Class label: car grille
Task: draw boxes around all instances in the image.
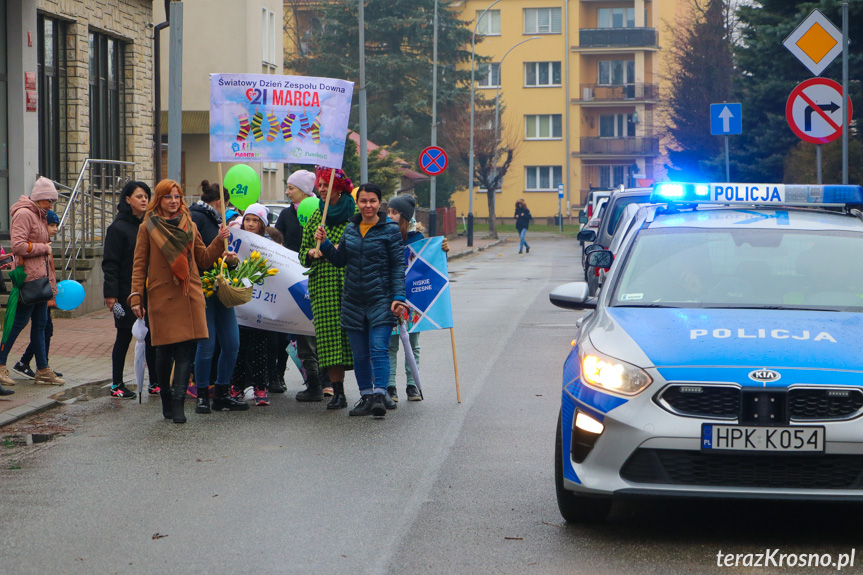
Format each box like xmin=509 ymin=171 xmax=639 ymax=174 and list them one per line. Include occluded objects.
xmin=621 ymin=449 xmax=863 ymax=489
xmin=656 ymin=385 xmax=863 ymax=422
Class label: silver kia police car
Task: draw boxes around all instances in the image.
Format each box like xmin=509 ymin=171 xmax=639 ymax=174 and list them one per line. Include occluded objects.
xmin=551 ymin=182 xmax=863 ymax=523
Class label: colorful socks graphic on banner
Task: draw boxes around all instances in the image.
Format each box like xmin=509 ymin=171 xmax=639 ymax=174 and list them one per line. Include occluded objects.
xmin=266 ymin=112 xmax=279 ymax=142
xmin=280 ymin=113 xmax=296 ymax=142
xmin=310 ymin=113 xmax=322 ymax=144
xmin=237 ymin=113 xmax=251 ymax=141
xmin=251 ymin=111 xmax=265 ymax=141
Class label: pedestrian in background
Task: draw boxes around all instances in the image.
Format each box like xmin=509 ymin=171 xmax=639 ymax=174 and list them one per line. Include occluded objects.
xmin=129 ymin=179 xmax=230 ymax=424
xmin=13 ymin=209 xmax=64 ymax=383
xmin=276 ymin=169 xmax=326 ymax=402
xmin=314 ymin=183 xmax=406 ymax=418
xmin=385 ymin=195 xmax=449 ymax=402
xmin=299 ymin=167 xmax=356 ymax=410
xmin=189 ymin=180 xmax=248 ymax=414
xmin=0 ymin=177 xmax=64 ymax=386
xmin=515 ymin=199 xmax=532 ymax=254
xmin=101 ymin=182 xmax=158 ymax=399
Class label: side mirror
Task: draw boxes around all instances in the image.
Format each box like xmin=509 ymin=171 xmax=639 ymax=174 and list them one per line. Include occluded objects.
xmin=587 ymin=250 xmax=613 ymax=268
xmin=577 ymin=229 xmax=596 ymax=242
xmin=578 ymin=210 xmax=588 ymax=224
xmin=549 ymin=282 xmax=597 ymax=310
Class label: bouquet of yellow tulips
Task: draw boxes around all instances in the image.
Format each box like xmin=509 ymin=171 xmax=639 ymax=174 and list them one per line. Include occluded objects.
xmin=201 ymin=251 xmax=279 ymax=308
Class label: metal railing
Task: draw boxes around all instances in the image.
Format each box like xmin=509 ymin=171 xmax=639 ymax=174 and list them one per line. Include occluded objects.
xmin=579 ymin=28 xmax=657 ymax=48
xmin=55 ymin=159 xmax=136 ymax=280
xmin=577 ymin=83 xmax=659 ymax=102
xmin=578 ymin=137 xmax=660 ymax=155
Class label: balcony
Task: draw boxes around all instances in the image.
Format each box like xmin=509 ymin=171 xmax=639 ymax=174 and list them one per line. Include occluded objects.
xmin=578 ymin=28 xmax=657 ymax=48
xmin=577 ymin=137 xmax=659 ymax=156
xmin=576 ymin=83 xmax=659 ymax=103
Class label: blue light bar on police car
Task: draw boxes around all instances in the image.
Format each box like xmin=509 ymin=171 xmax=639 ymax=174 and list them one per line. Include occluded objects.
xmin=651 ymin=183 xmax=863 ymax=206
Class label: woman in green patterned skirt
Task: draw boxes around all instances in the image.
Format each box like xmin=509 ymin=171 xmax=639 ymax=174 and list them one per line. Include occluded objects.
xmin=299 ymin=167 xmax=356 ymax=410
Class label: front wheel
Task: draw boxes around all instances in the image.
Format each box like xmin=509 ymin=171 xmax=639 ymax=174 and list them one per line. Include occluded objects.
xmin=555 ymin=411 xmax=612 ymax=523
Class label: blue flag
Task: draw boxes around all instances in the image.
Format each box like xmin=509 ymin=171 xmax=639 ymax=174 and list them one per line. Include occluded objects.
xmin=399 ymin=236 xmax=453 ymax=333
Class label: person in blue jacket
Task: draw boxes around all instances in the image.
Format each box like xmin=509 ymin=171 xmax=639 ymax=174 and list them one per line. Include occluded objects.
xmin=312 ymin=183 xmax=407 ymax=418
xmin=384 ymin=195 xmax=449 ymax=402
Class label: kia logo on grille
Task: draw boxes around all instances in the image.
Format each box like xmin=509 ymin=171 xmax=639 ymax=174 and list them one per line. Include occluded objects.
xmin=749 ymin=369 xmax=781 ymax=382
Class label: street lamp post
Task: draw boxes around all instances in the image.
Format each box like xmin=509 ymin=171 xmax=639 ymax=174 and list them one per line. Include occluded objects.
xmin=492 ymin=37 xmax=541 ymax=186
xmin=468 ymin=0 xmax=503 ymax=247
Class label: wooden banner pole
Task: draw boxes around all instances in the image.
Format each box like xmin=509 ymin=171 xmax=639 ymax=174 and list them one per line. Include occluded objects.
xmin=217 ymin=162 xmax=229 ymax=252
xmin=314 ymin=169 xmax=337 ymax=253
xmin=449 ymin=327 xmax=462 ymax=403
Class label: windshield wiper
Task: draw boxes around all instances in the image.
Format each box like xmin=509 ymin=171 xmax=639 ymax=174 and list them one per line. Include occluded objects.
xmin=703 ymin=304 xmax=841 ymax=312
xmin=613 ymin=303 xmax=681 ymax=308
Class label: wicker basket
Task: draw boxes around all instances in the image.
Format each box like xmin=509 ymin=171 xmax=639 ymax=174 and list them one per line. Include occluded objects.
xmin=215 ymin=273 xmax=253 ymax=308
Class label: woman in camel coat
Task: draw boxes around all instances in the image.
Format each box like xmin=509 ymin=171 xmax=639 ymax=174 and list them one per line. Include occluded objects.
xmin=128 ymin=179 xmax=230 ymax=424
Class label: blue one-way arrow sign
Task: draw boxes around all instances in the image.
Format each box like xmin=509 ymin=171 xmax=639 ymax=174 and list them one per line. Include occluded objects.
xmin=710 ymin=103 xmax=742 ymax=135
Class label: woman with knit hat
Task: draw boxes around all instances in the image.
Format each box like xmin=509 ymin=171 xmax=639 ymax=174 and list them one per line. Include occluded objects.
xmin=128 ymin=179 xmax=231 ymax=423
xmin=101 ymin=181 xmax=159 ymax=399
xmin=298 ymin=167 xmax=356 ymax=409
xmin=0 ymin=177 xmax=64 ymax=387
xmin=385 ymin=194 xmax=449 ymax=402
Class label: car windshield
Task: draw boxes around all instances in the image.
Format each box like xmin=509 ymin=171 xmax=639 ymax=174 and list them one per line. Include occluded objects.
xmin=610 ymin=227 xmax=863 ymax=311
xmin=607 ymin=195 xmax=649 ymax=237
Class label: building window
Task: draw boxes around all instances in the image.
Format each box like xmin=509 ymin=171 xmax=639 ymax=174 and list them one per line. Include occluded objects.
xmin=598 ymin=60 xmax=634 ymax=85
xmin=524 ymin=62 xmax=561 ymax=87
xmin=476 ymin=9 xmax=500 ymax=35
xmin=38 ymin=15 xmax=66 ymax=182
xmin=89 ymin=31 xmax=126 ymax=161
xmin=525 ymin=114 xmax=562 ymax=139
xmin=598 ymin=8 xmax=635 ymax=29
xmin=477 ymin=63 xmax=500 ymax=88
xmin=525 ymin=166 xmax=562 ymax=191
xmin=262 ymin=8 xmax=276 ymax=65
xmin=524 ymin=8 xmax=561 ymax=34
xmin=599 ymin=165 xmax=629 ymax=188
xmin=598 ymin=113 xmax=636 ymax=138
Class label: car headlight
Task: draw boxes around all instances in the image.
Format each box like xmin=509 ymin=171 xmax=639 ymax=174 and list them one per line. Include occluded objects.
xmin=580 ymin=351 xmax=652 ymax=396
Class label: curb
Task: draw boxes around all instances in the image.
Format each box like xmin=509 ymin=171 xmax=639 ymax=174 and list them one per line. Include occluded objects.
xmin=448 ymin=238 xmax=506 ymax=261
xmin=0 ymin=378 xmax=113 ymax=429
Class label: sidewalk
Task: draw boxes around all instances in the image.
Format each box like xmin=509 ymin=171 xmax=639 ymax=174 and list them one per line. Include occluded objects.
xmin=0 ymin=233 xmax=507 ymax=428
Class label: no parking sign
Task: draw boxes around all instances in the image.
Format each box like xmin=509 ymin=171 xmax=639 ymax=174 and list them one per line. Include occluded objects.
xmin=419 ymin=146 xmax=448 ymax=177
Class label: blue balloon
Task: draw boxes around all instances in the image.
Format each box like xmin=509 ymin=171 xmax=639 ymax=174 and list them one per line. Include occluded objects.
xmin=55 ymin=280 xmax=85 ymax=311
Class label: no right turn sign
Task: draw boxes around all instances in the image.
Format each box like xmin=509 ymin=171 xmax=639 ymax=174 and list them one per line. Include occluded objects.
xmin=786 ymin=77 xmax=852 ymax=144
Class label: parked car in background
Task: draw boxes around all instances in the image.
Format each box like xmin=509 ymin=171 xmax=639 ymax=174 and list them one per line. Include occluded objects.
xmin=263 ymin=202 xmax=289 ymax=226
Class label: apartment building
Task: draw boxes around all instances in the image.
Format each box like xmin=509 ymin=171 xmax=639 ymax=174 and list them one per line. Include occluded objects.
xmin=451 ymin=0 xmax=683 ymax=218
xmin=155 ymin=0 xmax=284 ymax=201
xmin=1 ymin=0 xmax=154 ymax=230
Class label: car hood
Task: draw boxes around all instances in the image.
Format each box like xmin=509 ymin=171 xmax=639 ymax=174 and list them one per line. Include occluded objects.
xmin=595 ymin=308 xmax=863 ymax=387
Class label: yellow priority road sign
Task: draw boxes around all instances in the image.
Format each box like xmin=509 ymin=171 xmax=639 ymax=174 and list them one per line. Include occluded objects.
xmin=783 ymin=9 xmax=843 ymax=77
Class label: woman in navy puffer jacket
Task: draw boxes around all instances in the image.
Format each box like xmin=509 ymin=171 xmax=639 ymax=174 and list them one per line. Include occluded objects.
xmin=313 ymin=183 xmax=406 ymax=419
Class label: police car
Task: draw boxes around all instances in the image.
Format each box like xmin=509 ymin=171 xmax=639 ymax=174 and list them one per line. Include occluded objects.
xmin=550 ymin=182 xmax=863 ymax=523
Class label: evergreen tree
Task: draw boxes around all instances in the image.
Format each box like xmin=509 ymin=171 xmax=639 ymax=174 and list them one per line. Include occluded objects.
xmin=663 ymin=0 xmax=735 ymax=181
xmin=287 ymin=0 xmax=474 ymax=160
xmin=733 ymin=0 xmax=863 ymax=182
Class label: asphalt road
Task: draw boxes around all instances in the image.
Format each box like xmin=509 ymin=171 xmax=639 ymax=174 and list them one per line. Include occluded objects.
xmin=2 ymin=236 xmax=863 ymax=575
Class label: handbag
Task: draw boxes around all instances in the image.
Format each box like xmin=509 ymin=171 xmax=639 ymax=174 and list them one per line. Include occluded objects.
xmin=19 ymin=259 xmax=53 ymax=305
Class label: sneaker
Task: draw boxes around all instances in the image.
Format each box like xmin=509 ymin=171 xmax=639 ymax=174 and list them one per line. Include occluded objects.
xmin=243 ymin=386 xmax=255 ymax=401
xmin=254 ymin=388 xmax=270 ymax=406
xmin=526 ymin=245 xmax=530 ymax=253
xmin=34 ymin=367 xmax=65 ymax=385
xmin=387 ymin=386 xmax=399 ymax=403
xmin=371 ymin=393 xmax=387 ymax=418
xmin=12 ymin=361 xmax=35 ymax=379
xmin=52 ymin=370 xmax=63 ymax=378
xmin=229 ymin=385 xmax=243 ymax=401
xmin=348 ymin=394 xmax=375 ymax=416
xmin=0 ymin=366 xmax=16 ymax=386
xmin=148 ymin=385 xmax=161 ymax=395
xmin=111 ymin=384 xmax=136 ymax=399
xmin=186 ymin=384 xmax=198 ymax=399
xmin=382 ymin=391 xmax=397 ymax=410
xmin=322 ymin=386 xmax=334 ymax=397
xmin=406 ymin=385 xmax=422 ymax=401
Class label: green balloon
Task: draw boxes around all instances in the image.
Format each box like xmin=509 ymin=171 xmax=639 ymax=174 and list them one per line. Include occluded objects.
xmin=297 ymin=196 xmax=318 ymax=227
xmin=224 ymin=164 xmax=261 ymax=211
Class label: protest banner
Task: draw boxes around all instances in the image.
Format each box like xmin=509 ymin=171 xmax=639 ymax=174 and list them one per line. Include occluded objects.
xmin=209 ymin=73 xmax=354 ymax=168
xmin=226 ymin=228 xmax=315 ymax=336
xmin=399 ymin=236 xmax=461 ymax=402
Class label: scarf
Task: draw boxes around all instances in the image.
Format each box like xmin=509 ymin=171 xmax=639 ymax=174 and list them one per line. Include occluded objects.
xmin=195 ymin=200 xmax=223 ymax=224
xmin=319 ymin=193 xmax=357 ymax=227
xmin=146 ymin=213 xmax=195 ymax=294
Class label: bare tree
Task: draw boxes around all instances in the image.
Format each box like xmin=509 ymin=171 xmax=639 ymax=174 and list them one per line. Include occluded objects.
xmin=439 ymin=101 xmax=520 ymax=239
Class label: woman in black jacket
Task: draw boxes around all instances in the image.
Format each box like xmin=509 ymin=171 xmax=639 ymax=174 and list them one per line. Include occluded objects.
xmin=515 ymin=198 xmax=532 ymax=254
xmin=103 ymin=181 xmax=157 ymax=398
xmin=313 ymin=183 xmax=406 ymax=418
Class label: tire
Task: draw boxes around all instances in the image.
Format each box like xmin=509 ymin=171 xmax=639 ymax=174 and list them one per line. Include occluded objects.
xmin=555 ymin=411 xmax=612 ymax=523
